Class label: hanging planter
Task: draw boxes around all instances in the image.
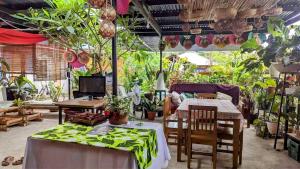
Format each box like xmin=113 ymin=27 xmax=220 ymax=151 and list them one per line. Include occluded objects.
xmin=165 ymin=35 xmax=179 ymax=48
xmin=88 ymin=0 xmax=105 ymax=8
xmin=63 ymin=49 xmax=77 ymax=63
xmin=78 ymin=52 xmax=90 ymax=65
xmin=101 ymin=4 xmax=116 ymax=21
xmin=99 ymin=20 xmax=115 ymax=38
xmin=180 ymin=35 xmax=195 ymax=50
xmin=183 ymin=39 xmax=193 ymax=50
xmin=195 ymin=36 xmax=210 ymax=48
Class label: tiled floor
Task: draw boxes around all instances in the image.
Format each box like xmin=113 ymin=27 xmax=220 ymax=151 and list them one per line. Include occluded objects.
xmin=0 ymin=111 xmax=299 ymax=169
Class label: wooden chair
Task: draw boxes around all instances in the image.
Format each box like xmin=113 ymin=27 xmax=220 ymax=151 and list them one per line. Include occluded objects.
xmin=217 ymin=122 xmax=243 ymax=165
xmin=187 ymin=105 xmax=218 ymax=169
xmin=196 ymin=93 xmax=217 ymax=99
xmin=163 ymin=96 xmax=187 ymax=145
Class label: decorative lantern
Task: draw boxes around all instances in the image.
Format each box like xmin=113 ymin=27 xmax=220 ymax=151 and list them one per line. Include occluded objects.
xmin=101 ymin=4 xmax=117 ymax=21
xmin=78 ymin=51 xmax=90 ymax=65
xmin=88 ymin=0 xmax=105 ymax=8
xmin=63 ymin=49 xmax=77 ymax=63
xmin=99 ymin=20 xmax=115 ymax=38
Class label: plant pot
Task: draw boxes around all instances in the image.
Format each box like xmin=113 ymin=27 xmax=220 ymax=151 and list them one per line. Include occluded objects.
xmin=266 ymin=122 xmax=279 ymax=135
xmin=147 ymin=111 xmax=156 ymax=121
xmin=109 ymin=112 xmax=128 ymax=125
xmin=267 ymin=87 xmax=276 ymax=95
xmin=296 ymin=129 xmax=300 ymax=138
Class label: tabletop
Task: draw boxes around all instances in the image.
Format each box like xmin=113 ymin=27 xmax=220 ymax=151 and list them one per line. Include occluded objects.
xmin=176 ymin=98 xmax=242 ymax=120
xmin=55 ymin=98 xmax=105 ymax=108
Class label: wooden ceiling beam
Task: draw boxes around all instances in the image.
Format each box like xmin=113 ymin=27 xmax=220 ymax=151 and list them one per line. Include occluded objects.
xmin=131 ymin=0 xmax=162 ymax=36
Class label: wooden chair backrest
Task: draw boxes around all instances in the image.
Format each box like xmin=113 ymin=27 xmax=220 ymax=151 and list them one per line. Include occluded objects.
xmin=188 ymin=105 xmax=218 ymax=135
xmin=196 ymin=93 xmax=217 ymax=99
xmin=163 ymin=96 xmax=172 ymax=118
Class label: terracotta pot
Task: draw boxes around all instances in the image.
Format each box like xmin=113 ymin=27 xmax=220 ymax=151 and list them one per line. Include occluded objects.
xmin=147 ymin=111 xmax=156 ymax=121
xmin=109 ymin=112 xmax=128 ymax=125
xmin=296 ymin=129 xmax=300 ymax=137
xmin=267 ymin=87 xmax=276 ymax=95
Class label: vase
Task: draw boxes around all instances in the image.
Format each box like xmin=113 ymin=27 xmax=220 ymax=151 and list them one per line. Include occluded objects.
xmin=147 ymin=111 xmax=156 ymax=121
xmin=109 ymin=112 xmax=128 ymax=125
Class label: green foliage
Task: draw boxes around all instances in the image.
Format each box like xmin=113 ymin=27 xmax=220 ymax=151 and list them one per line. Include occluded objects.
xmin=13 ymin=75 xmax=37 ymax=97
xmin=14 ymin=0 xmax=143 ymax=74
xmin=141 ymin=96 xmax=160 ymax=112
xmin=105 ymin=96 xmax=131 ymax=116
xmin=48 ymin=82 xmax=63 ymax=102
xmin=71 ymin=69 xmax=93 ymax=90
xmin=241 ymin=17 xmax=300 ymax=66
xmin=13 ymin=98 xmax=25 ymax=108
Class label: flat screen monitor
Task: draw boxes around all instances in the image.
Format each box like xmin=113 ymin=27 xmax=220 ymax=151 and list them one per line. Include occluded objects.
xmin=79 ymin=76 xmax=106 ymax=97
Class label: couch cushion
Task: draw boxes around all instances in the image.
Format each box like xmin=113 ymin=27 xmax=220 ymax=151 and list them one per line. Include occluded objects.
xmin=171 ymin=91 xmax=181 ymax=105
xmin=216 ymin=92 xmax=232 ymax=101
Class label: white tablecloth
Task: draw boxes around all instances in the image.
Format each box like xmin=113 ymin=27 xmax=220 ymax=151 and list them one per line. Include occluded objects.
xmin=23 ymin=121 xmax=171 ymax=169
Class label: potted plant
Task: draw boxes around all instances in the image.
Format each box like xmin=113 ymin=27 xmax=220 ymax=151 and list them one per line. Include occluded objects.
xmin=13 ymin=98 xmax=26 ymax=116
xmin=48 ymin=82 xmax=63 ymax=102
xmin=253 ymin=118 xmax=266 ymax=137
xmin=104 ymin=96 xmax=131 ymax=125
xmin=142 ymin=97 xmax=160 ymax=121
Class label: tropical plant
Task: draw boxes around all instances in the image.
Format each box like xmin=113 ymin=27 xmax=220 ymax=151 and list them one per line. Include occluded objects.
xmin=240 ymin=17 xmax=300 ymax=66
xmin=11 ymin=75 xmax=37 ymax=100
xmin=71 ymin=68 xmax=94 ymax=90
xmin=48 ymin=82 xmax=63 ymax=102
xmin=14 ymin=0 xmax=143 ymax=74
xmin=141 ymin=96 xmax=160 ymax=112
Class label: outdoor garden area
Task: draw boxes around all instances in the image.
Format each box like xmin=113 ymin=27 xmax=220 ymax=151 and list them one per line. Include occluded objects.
xmin=0 ymin=0 xmax=300 ymax=169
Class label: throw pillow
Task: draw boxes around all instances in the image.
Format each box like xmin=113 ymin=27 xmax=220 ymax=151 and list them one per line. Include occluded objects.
xmin=216 ymin=92 xmax=232 ymax=101
xmin=171 ymin=91 xmax=181 ymax=105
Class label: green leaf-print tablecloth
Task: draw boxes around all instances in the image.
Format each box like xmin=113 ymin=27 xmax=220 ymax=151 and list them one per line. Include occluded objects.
xmin=32 ymin=123 xmax=157 ymax=169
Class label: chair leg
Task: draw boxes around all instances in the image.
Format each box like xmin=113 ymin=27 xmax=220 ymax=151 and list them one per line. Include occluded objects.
xmin=187 ymin=141 xmax=192 ymax=169
xmin=239 ymin=130 xmax=244 ymax=165
xmin=212 ymin=141 xmax=217 ymax=169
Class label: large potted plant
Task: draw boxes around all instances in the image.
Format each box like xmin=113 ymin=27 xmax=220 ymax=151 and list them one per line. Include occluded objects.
xmin=104 ymin=96 xmax=131 ymax=125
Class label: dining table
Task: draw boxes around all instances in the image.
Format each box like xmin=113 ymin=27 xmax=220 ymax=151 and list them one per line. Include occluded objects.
xmin=23 ymin=121 xmax=171 ymax=169
xmin=55 ymin=98 xmax=105 ymax=124
xmin=176 ymin=98 xmax=244 ymax=169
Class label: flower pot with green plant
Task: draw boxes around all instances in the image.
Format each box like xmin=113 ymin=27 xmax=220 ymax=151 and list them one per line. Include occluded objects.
xmin=13 ymin=98 xmax=26 ymax=116
xmin=104 ymin=96 xmax=131 ymax=125
xmin=142 ymin=97 xmax=160 ymax=121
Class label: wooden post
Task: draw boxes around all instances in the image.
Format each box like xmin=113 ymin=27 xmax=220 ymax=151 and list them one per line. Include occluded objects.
xmin=274 ymin=73 xmax=287 ymax=149
xmin=67 ymin=63 xmax=71 ymax=100
xmin=112 ymin=0 xmax=117 ymax=96
xmin=159 ymin=36 xmax=163 ymax=73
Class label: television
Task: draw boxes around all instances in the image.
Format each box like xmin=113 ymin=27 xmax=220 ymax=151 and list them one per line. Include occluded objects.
xmin=79 ymin=76 xmax=106 ymax=97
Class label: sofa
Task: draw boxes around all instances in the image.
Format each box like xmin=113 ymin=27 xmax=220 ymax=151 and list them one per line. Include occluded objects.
xmin=169 ymin=83 xmax=240 ymax=113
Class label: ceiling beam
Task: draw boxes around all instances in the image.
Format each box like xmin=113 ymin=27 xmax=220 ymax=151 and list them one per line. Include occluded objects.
xmin=131 ymin=0 xmax=162 ymax=36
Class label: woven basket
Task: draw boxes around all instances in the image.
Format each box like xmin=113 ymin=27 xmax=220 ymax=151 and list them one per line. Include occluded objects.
xmin=190 ymin=28 xmax=202 ymax=34
xmin=179 ymin=9 xmax=205 ymax=22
